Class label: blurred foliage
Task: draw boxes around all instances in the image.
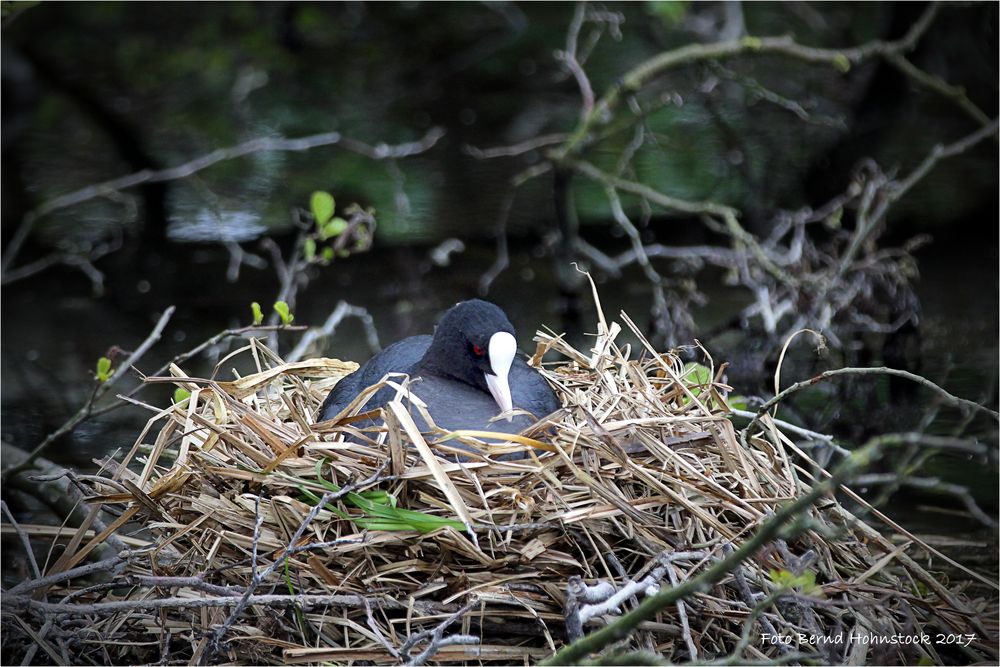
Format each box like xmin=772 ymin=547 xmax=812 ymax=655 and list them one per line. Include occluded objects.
xmin=2 ymin=2 xmax=996 ymax=250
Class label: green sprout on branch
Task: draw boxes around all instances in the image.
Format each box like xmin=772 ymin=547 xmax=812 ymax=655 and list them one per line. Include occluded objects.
xmin=273 ymin=301 xmax=294 ymax=325
xmin=95 ymin=357 xmax=113 ymax=383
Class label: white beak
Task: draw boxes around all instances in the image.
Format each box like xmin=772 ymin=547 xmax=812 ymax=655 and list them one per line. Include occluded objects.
xmin=484 ymin=331 xmax=516 ymax=415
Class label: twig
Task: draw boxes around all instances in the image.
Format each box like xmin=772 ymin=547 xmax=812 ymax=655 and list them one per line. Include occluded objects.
xmin=741 ymin=367 xmax=998 ymax=447
xmin=2 ymin=128 xmax=444 ymax=277
xmin=7 ymin=553 xmax=128 ymax=596
xmin=556 ymin=2 xmax=596 ymax=121
xmin=463 ymin=133 xmax=569 ymax=159
xmin=883 ymin=119 xmax=998 ymax=213
xmin=3 ymin=591 xmax=451 ymax=617
xmin=1 ymin=500 xmax=41 ymax=581
xmin=540 ymin=438 xmax=884 ymax=664
xmin=363 ymin=597 xmax=401 ymax=659
xmin=285 ymin=301 xmax=381 ymax=363
xmin=664 ymin=560 xmax=698 ymax=660
xmin=1 ymin=306 xmax=176 ymax=483
xmin=853 ymin=473 xmax=998 ymax=529
xmin=478 ymin=189 xmax=516 ymax=295
xmin=203 ymin=462 xmax=391 ymax=659
xmin=603 ymin=186 xmax=670 ymax=343
xmin=125 ymin=575 xmax=244 ymax=597
xmin=883 ymin=52 xmax=995 ymax=132
xmin=400 ymin=599 xmax=479 ymax=666
xmin=550 ymin=3 xmax=941 ymax=161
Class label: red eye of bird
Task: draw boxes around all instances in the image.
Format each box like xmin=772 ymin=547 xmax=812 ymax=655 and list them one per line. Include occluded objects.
xmin=472 ymin=344 xmax=485 ymax=357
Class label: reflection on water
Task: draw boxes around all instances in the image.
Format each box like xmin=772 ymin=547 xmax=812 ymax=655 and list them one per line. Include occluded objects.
xmin=168 ymin=207 xmax=267 ymax=243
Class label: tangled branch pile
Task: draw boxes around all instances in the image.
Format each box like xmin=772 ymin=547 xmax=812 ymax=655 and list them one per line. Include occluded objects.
xmin=5 ymin=305 xmax=996 ymax=665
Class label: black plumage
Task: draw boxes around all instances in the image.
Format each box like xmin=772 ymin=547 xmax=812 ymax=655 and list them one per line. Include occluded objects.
xmin=318 ymin=300 xmax=559 ymax=434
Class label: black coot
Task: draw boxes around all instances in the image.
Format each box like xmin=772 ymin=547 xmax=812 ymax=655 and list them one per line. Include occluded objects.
xmin=318 ymin=300 xmax=560 ymax=434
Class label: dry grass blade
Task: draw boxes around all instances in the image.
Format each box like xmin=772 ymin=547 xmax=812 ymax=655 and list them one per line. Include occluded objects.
xmin=4 ymin=306 xmax=995 ymax=665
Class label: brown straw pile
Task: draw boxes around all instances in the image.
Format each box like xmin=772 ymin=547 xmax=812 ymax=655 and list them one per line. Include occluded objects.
xmin=23 ymin=298 xmax=997 ymax=665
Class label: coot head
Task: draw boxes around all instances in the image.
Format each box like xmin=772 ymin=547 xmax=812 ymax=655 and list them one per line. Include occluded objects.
xmin=417 ymin=300 xmax=518 ymax=413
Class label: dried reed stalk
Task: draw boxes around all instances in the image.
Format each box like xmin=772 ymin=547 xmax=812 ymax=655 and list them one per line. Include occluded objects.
xmin=4 ymin=304 xmax=996 ymax=666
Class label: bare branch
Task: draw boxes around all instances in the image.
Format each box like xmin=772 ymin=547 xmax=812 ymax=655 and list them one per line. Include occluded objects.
xmin=2 ymin=127 xmax=443 ymax=278
xmin=540 ymin=435 xmax=888 ymax=665
xmin=742 ymin=368 xmax=998 ymax=447
xmin=400 ymin=599 xmax=479 ymax=666
xmin=463 ymin=133 xmax=569 ymax=159
xmin=1 ymin=305 xmax=176 ymax=483
xmin=285 ymin=301 xmax=381 ymax=363
xmin=551 ymin=3 xmax=941 ymax=161
xmin=884 ymin=52 xmax=996 ymax=133
xmin=1 ymin=500 xmax=41 ymax=581
xmin=853 ymin=473 xmax=998 ymax=529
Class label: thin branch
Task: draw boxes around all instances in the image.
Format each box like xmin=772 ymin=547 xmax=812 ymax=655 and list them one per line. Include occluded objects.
xmin=551 ymin=3 xmax=941 ymax=160
xmin=2 ymin=127 xmax=443 ymax=276
xmin=7 ymin=553 xmax=128 ymax=596
xmin=400 ymin=600 xmax=480 ymax=665
xmin=3 ymin=591 xmax=450 ymax=617
xmin=463 ymin=133 xmax=570 ymax=159
xmin=540 ymin=437 xmax=885 ymax=665
xmin=853 ymin=473 xmax=998 ymax=529
xmin=1 ymin=500 xmax=41 ymax=581
xmin=884 ymin=52 xmax=995 ymax=132
xmin=884 ymin=119 xmax=998 ymax=211
xmin=285 ymin=301 xmax=381 ymax=363
xmin=478 ymin=189 xmax=516 ymax=295
xmin=742 ymin=367 xmax=998 ymax=447
xmin=1 ymin=306 xmax=176 ymax=483
xmin=556 ymin=2 xmax=596 ymax=121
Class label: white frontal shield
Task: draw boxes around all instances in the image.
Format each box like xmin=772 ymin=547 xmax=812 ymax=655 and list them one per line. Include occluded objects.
xmin=484 ymin=331 xmax=516 ymax=416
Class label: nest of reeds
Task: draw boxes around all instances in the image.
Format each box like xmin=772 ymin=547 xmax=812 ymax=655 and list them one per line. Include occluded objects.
xmin=31 ymin=302 xmax=997 ymax=665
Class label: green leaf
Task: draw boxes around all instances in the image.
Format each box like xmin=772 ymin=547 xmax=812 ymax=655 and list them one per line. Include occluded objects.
xmin=303 ymin=238 xmax=316 ymax=262
xmin=681 ymin=362 xmax=713 ymax=404
xmin=273 ymin=301 xmax=294 ymax=325
xmin=770 ymin=568 xmax=820 ymax=594
xmin=251 ymin=302 xmax=264 ymax=326
xmin=321 ymin=216 xmax=349 ymax=240
xmin=173 ymin=388 xmax=191 ymax=404
xmin=310 ymin=191 xmax=335 ymax=226
xmin=646 ymin=0 xmax=688 ymax=25
xmin=728 ymin=395 xmax=749 ymax=411
xmin=684 ymin=362 xmax=712 ymax=387
xmin=95 ymin=357 xmax=113 ymax=383
xmin=825 ymin=207 xmax=843 ymax=230
xmin=300 ymin=458 xmax=465 ymax=533
xmin=284 ymin=557 xmax=296 ymax=595
xmin=769 ymin=569 xmax=795 ymax=587
xmin=833 ymin=53 xmax=851 ymax=73
xmin=322 ymin=247 xmax=335 ymax=261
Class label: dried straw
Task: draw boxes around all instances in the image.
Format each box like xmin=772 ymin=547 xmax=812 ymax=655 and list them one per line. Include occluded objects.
xmin=9 ymin=302 xmax=997 ymax=665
